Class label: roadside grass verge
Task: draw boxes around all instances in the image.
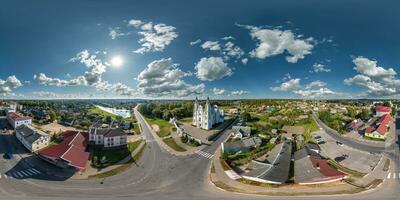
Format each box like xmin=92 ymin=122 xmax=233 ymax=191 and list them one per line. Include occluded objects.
xmin=364 ymin=136 xmax=385 ymax=142
xmin=163 ymin=137 xmax=186 ymax=152
xmin=89 ymin=142 xmax=146 ymax=179
xmin=91 ymin=140 xmax=142 ymax=168
xmin=132 ymin=123 xmax=141 ymax=135
xmin=327 ymin=160 xmax=366 ymax=178
xmin=237 ymin=178 xmax=277 ymax=188
xmin=383 ymin=159 xmax=390 ymax=171
xmin=144 ymin=117 xmax=172 ymax=138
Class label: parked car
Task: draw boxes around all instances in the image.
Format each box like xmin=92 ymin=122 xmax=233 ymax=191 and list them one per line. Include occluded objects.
xmin=336 ymin=141 xmax=344 ymax=146
xmin=3 ymin=152 xmax=13 ymax=159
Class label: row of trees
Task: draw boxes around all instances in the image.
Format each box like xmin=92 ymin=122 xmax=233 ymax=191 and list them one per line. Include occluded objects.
xmin=138 ymin=102 xmax=193 ymax=121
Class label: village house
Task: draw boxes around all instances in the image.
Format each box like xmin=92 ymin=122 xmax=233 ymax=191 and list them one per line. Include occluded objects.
xmin=89 ymin=124 xmax=127 ymax=148
xmin=375 ymin=105 xmax=391 ymax=117
xmin=39 ymin=131 xmax=89 ymax=171
xmin=15 ymin=124 xmax=50 ymax=152
xmin=365 ymin=114 xmax=391 ymax=140
xmin=7 ymin=112 xmax=32 ymax=129
xmin=221 ymin=137 xmax=262 ymax=153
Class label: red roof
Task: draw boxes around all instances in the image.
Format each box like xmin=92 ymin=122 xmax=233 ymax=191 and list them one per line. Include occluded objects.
xmin=376 ymin=114 xmax=391 ymax=135
xmin=310 ymin=157 xmax=347 ymax=178
xmin=40 ymin=131 xmax=89 ymax=170
xmin=375 ymin=105 xmax=391 ymax=112
xmin=7 ymin=112 xmax=31 ymax=121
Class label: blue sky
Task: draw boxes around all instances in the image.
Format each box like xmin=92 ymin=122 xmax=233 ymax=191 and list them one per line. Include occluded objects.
xmin=1 ymin=0 xmax=400 ymax=99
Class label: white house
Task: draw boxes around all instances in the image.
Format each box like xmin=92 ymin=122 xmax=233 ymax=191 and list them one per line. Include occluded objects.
xmin=7 ymin=112 xmax=32 ymax=129
xmin=192 ymin=97 xmax=224 ymax=130
xmin=89 ymin=126 xmax=127 ymax=148
xmin=15 ymin=124 xmax=50 ymax=152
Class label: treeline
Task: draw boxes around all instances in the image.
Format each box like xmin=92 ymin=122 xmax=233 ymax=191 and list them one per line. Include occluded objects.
xmin=139 ymin=102 xmax=193 ymax=120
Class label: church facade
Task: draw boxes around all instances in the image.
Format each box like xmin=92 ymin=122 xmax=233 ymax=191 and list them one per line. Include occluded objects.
xmin=192 ymin=97 xmax=224 ymax=130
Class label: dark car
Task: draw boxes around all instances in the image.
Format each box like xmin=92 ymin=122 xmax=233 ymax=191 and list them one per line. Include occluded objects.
xmin=3 ymin=152 xmax=13 ymax=159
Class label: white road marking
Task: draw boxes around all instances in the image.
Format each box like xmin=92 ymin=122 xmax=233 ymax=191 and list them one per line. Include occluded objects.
xmin=387 ymin=173 xmax=391 ymax=179
xmin=16 ymin=172 xmax=24 ymax=177
xmin=28 ymin=169 xmax=38 ymax=174
xmin=23 ymin=170 xmax=32 ymax=176
xmin=20 ymin=171 xmax=29 ymax=177
xmin=3 ymin=174 xmax=7 ymax=179
xmin=0 ymin=174 xmax=2 ymax=179
xmin=195 ymin=150 xmax=214 ymax=159
xmin=31 ymin=168 xmax=41 ymax=174
xmin=393 ymin=173 xmax=396 ymax=179
xmin=12 ymin=172 xmax=20 ymax=178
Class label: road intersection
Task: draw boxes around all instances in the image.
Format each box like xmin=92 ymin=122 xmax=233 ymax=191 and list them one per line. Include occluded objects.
xmin=0 ymin=108 xmax=398 ymax=200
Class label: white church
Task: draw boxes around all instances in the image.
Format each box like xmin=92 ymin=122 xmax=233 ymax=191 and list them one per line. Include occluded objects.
xmin=192 ymin=97 xmax=224 ymax=130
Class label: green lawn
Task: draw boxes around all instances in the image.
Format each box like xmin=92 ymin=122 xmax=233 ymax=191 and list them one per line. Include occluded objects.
xmin=132 ymin=123 xmax=141 ymax=134
xmin=163 ymin=138 xmax=186 ymax=152
xmin=91 ymin=140 xmax=143 ymax=168
xmin=144 ymin=117 xmax=173 ymax=138
xmin=89 ymin=143 xmax=146 ymax=179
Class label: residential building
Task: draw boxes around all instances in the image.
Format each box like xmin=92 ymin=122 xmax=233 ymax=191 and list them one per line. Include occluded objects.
xmin=221 ymin=137 xmax=262 ymax=153
xmin=242 ymin=140 xmax=292 ymax=184
xmin=7 ymin=112 xmax=32 ymax=129
xmin=39 ymin=131 xmax=89 ymax=171
xmin=294 ymin=144 xmax=348 ymax=185
xmin=15 ymin=124 xmax=50 ymax=152
xmin=365 ymin=114 xmax=391 ymax=140
xmin=230 ymin=125 xmax=251 ymax=139
xmin=375 ymin=105 xmax=391 ymax=117
xmin=192 ymin=97 xmax=224 ymax=130
xmin=89 ymin=125 xmax=127 ymax=148
xmin=346 ymin=118 xmax=365 ymax=131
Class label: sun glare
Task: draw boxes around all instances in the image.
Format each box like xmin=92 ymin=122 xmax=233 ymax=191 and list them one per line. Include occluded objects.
xmin=110 ymin=56 xmax=123 ymax=67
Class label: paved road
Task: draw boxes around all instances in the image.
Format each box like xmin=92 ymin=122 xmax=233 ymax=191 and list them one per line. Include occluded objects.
xmin=0 ymin=110 xmax=398 ymax=200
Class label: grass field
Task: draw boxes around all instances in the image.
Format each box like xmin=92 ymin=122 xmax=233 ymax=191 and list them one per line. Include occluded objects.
xmin=91 ymin=140 xmax=143 ymax=168
xmin=163 ymin=137 xmax=186 ymax=152
xmin=89 ymin=142 xmax=146 ymax=179
xmin=144 ymin=117 xmax=173 ymax=138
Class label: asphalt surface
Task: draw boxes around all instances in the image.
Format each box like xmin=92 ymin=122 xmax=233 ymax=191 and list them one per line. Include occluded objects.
xmin=0 ymin=111 xmax=398 ymax=200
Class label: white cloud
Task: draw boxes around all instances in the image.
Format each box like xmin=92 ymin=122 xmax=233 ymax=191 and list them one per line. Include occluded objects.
xmin=201 ymin=41 xmax=221 ymax=51
xmin=352 ymin=56 xmax=396 ymax=80
xmin=190 ymin=39 xmax=201 ymax=46
xmin=0 ymin=75 xmax=22 ymax=96
xmin=344 ymin=56 xmax=400 ymax=97
xmin=271 ymin=76 xmax=337 ymax=98
xmin=34 ymin=50 xmax=137 ymax=96
xmin=128 ymin=19 xmax=178 ymax=54
xmin=108 ymin=27 xmax=130 ymax=40
xmin=305 ymin=80 xmax=327 ymax=89
xmin=294 ymin=88 xmax=335 ymax=98
xmin=212 ymin=87 xmax=226 ymax=96
xmin=195 ymin=57 xmax=233 ymax=81
xmin=137 ymin=58 xmax=204 ymax=97
xmin=239 ymin=24 xmax=314 ymax=63
xmin=241 ymin=58 xmax=248 ymax=65
xmin=223 ymin=41 xmax=245 ymax=59
xmin=270 ymin=78 xmax=301 ymax=92
xmin=312 ymin=63 xmax=331 ymax=73
xmin=221 ymin=36 xmax=235 ymax=40
xmin=128 ymin=19 xmax=144 ymax=27
xmin=230 ymin=90 xmax=249 ymax=96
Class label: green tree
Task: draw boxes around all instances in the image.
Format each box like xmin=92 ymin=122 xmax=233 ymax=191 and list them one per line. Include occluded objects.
xmin=49 ymin=110 xmax=57 ymax=122
xmin=240 ymin=112 xmax=252 ymax=122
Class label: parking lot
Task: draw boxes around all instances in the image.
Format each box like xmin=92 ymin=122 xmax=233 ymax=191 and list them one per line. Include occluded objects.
xmin=313 ymin=130 xmax=381 ymax=174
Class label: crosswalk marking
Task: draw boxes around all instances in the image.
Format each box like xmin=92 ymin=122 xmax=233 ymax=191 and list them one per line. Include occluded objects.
xmin=20 ymin=171 xmax=29 ymax=177
xmin=195 ymin=150 xmax=214 ymax=159
xmin=393 ymin=173 xmax=396 ymax=179
xmin=387 ymin=173 xmax=391 ymax=179
xmin=386 ymin=172 xmax=400 ymax=179
xmin=31 ymin=168 xmax=41 ymax=174
xmin=4 ymin=174 xmax=7 ymax=179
